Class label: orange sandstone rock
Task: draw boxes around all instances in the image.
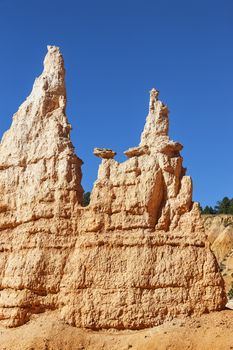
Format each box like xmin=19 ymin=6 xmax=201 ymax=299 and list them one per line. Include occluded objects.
xmin=0 ymin=46 xmax=83 ymax=327
xmin=203 ymin=214 xmax=233 ymax=293
xmin=0 ymin=46 xmax=226 ymax=329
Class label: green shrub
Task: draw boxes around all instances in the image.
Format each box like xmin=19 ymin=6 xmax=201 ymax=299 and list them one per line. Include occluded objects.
xmin=228 ymin=284 xmax=233 ymax=299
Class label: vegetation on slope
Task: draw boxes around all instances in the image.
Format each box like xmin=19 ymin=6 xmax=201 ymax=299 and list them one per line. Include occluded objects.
xmin=201 ymin=197 xmax=233 ymax=215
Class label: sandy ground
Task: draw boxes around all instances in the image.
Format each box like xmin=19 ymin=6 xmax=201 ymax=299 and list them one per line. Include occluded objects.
xmin=0 ymin=308 xmax=233 ymax=350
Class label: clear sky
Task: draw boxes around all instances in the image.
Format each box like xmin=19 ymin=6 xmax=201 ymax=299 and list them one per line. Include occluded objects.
xmin=0 ymin=0 xmax=232 ymax=207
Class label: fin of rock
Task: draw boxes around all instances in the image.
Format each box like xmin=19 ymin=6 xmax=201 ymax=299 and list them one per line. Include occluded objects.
xmin=0 ymin=47 xmax=226 ymax=329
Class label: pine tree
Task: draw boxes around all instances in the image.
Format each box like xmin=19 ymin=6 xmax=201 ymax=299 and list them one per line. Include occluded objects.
xmin=215 ymin=197 xmax=231 ymax=214
xmin=202 ymin=206 xmax=216 ymax=214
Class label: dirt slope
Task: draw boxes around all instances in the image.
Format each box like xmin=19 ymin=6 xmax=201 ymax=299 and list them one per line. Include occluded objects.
xmin=0 ymin=310 xmax=233 ymax=350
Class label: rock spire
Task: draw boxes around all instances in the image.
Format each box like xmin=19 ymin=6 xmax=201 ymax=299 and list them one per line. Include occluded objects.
xmin=0 ymin=46 xmax=83 ymax=327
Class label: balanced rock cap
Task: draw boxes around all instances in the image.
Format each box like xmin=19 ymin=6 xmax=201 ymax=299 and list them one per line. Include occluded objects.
xmin=93 ymin=147 xmax=116 ymax=159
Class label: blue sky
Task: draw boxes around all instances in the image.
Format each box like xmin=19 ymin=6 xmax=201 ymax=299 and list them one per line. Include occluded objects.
xmin=0 ymin=0 xmax=232 ymax=207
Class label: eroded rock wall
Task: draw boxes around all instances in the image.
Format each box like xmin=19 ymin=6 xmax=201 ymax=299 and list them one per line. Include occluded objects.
xmin=203 ymin=214 xmax=233 ymax=292
xmin=0 ymin=46 xmax=226 ymax=329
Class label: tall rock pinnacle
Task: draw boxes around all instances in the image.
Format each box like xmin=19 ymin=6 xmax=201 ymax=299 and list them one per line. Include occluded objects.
xmin=0 ymin=47 xmax=226 ymax=329
xmin=0 ymin=45 xmax=84 ymax=327
xmin=24 ymin=45 xmax=66 ymax=114
xmin=0 ymin=45 xmax=83 ymax=225
xmin=140 ymin=87 xmax=169 ymax=146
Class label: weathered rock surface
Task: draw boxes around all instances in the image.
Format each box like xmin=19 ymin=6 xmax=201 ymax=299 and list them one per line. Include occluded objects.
xmin=0 ymin=46 xmax=226 ymax=330
xmin=93 ymin=147 xmax=116 ymax=159
xmin=203 ymin=215 xmax=233 ymax=258
xmin=203 ymin=214 xmax=233 ymax=292
xmin=0 ymin=45 xmax=84 ymax=327
xmin=124 ymin=145 xmax=149 ymax=158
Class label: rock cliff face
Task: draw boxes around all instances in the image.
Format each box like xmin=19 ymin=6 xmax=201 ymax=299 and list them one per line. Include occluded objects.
xmin=203 ymin=215 xmax=233 ymax=292
xmin=0 ymin=46 xmax=226 ymax=329
xmin=204 ymin=215 xmax=233 ymax=261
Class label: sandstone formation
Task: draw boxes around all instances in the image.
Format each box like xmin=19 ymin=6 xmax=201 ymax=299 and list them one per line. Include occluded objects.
xmin=93 ymin=147 xmax=116 ymax=159
xmin=203 ymin=214 xmax=233 ymax=292
xmin=0 ymin=46 xmax=83 ymax=327
xmin=204 ymin=215 xmax=233 ymax=258
xmin=0 ymin=46 xmax=226 ymax=330
xmin=124 ymin=145 xmax=149 ymax=158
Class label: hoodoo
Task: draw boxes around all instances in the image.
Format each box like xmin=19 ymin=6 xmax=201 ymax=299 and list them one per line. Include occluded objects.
xmin=0 ymin=46 xmax=226 ymax=329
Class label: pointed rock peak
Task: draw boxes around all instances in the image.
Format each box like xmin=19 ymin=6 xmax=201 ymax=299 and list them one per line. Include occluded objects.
xmin=17 ymin=45 xmax=66 ymax=116
xmin=149 ymin=88 xmax=159 ymax=113
xmin=43 ymin=46 xmax=65 ymax=80
xmin=40 ymin=45 xmax=66 ymax=98
xmin=140 ymin=87 xmax=169 ymax=147
xmin=0 ymin=45 xmax=73 ymax=165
